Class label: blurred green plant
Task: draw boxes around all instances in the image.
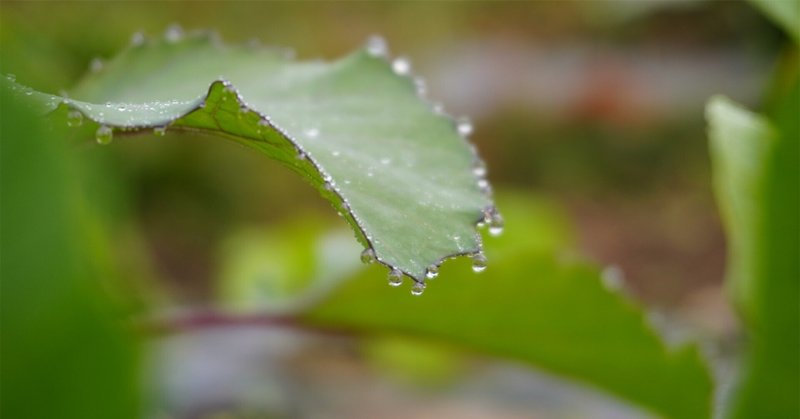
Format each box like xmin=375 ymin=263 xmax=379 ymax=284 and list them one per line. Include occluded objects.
xmin=0 ymin=83 xmax=141 ymax=419
xmin=704 ymin=2 xmax=799 ymax=418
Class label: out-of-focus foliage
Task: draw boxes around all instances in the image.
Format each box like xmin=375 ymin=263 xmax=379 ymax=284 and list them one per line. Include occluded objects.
xmin=749 ymin=0 xmax=800 ymax=43
xmin=293 ymin=194 xmax=713 ymax=419
xmin=0 ymin=85 xmax=141 ymax=418
xmin=707 ymin=80 xmax=799 ymax=419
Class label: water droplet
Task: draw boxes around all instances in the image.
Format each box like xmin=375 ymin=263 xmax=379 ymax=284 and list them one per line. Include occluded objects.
xmin=411 ymin=281 xmax=426 ymax=296
xmin=95 ymin=125 xmax=113 ymax=145
xmin=324 ymin=182 xmax=335 ymax=191
xmin=258 ymin=119 xmax=269 ymax=127
xmin=380 ymin=157 xmax=391 ymax=165
xmin=457 ymin=117 xmax=473 ymax=136
xmin=425 ymin=265 xmax=439 ymax=279
xmin=388 ymin=269 xmax=403 ymax=287
xmin=130 ymin=31 xmax=145 ymax=46
xmin=332 ymin=150 xmax=340 ymax=157
xmin=414 ymin=77 xmax=427 ymax=96
xmin=360 ymin=248 xmax=376 ymax=264
xmin=153 ymin=126 xmax=167 ymax=136
xmin=118 ymin=104 xmax=127 ymax=111
xmin=164 ymin=24 xmax=183 ymax=43
xmin=66 ymin=110 xmax=83 ymax=127
xmin=488 ymin=212 xmax=504 ymax=237
xmin=432 ymin=103 xmax=444 ymax=114
xmin=365 ymin=35 xmax=388 ymax=57
xmin=472 ymin=253 xmax=487 ymax=273
xmin=90 ymin=58 xmax=104 ymax=73
xmin=472 ymin=160 xmax=487 ymax=177
xmin=6 ymin=74 xmax=16 ymax=82
xmin=296 ymin=150 xmax=307 ymax=160
xmin=305 ymin=127 xmax=319 ymax=138
xmin=392 ymin=57 xmax=410 ymax=75
xmin=601 ymin=265 xmax=624 ymax=291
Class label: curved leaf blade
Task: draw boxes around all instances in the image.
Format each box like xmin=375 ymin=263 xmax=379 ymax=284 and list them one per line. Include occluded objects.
xmin=5 ymin=32 xmax=494 ymax=283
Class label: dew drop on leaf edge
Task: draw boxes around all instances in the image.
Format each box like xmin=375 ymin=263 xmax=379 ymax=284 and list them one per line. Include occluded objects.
xmin=392 ymin=57 xmax=410 ymax=76
xmin=425 ymin=265 xmax=439 ymax=279
xmin=472 ymin=253 xmax=487 ymax=273
xmin=365 ymin=35 xmax=388 ymax=57
xmin=388 ymin=269 xmax=403 ymax=287
xmin=95 ymin=125 xmax=113 ymax=145
xmin=411 ymin=282 xmax=426 ymax=296
xmin=360 ymin=248 xmax=376 ymax=264
xmin=66 ymin=110 xmax=83 ymax=127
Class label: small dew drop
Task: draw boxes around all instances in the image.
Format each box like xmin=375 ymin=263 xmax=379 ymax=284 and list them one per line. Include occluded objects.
xmin=365 ymin=35 xmax=388 ymax=57
xmin=296 ymin=150 xmax=307 ymax=160
xmin=324 ymin=182 xmax=335 ymax=191
xmin=392 ymin=57 xmax=411 ymax=75
xmin=425 ymin=265 xmax=439 ymax=279
xmin=488 ymin=212 xmax=505 ymax=237
xmin=95 ymin=125 xmax=113 ymax=145
xmin=258 ymin=119 xmax=269 ymax=127
xmin=472 ymin=160 xmax=487 ymax=177
xmin=472 ymin=253 xmax=488 ymax=273
xmin=164 ymin=24 xmax=183 ymax=43
xmin=388 ymin=269 xmax=403 ymax=287
xmin=380 ymin=157 xmax=391 ymax=165
xmin=66 ymin=110 xmax=83 ymax=127
xmin=305 ymin=127 xmax=319 ymax=138
xmin=89 ymin=58 xmax=104 ymax=73
xmin=118 ymin=104 xmax=127 ymax=111
xmin=360 ymin=248 xmax=376 ymax=264
xmin=332 ymin=150 xmax=341 ymax=157
xmin=414 ymin=77 xmax=427 ymax=96
xmin=6 ymin=74 xmax=16 ymax=82
xmin=411 ymin=281 xmax=426 ymax=296
xmin=457 ymin=117 xmax=473 ymax=136
xmin=130 ymin=31 xmax=145 ymax=46
xmin=153 ymin=126 xmax=167 ymax=136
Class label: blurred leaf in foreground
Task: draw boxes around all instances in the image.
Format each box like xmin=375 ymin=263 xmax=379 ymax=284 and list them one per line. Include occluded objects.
xmin=0 ymin=83 xmax=140 ymax=418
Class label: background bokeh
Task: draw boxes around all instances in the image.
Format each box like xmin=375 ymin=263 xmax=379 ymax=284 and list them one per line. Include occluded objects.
xmin=0 ymin=1 xmax=790 ymax=418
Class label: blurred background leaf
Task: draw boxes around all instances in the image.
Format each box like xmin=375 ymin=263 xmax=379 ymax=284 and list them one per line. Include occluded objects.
xmin=0 ymin=85 xmax=141 ymax=418
xmin=297 ymin=193 xmax=712 ymax=419
xmin=707 ymin=79 xmax=799 ymax=418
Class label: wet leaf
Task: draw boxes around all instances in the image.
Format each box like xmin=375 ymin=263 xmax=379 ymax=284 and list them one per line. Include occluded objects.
xmin=2 ymin=31 xmax=493 ymax=283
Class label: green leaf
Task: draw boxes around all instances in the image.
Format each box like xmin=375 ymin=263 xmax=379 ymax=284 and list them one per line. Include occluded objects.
xmin=298 ymin=194 xmax=713 ymax=419
xmin=749 ymin=0 xmax=800 ymax=43
xmin=0 ymin=82 xmax=140 ymax=418
xmin=707 ymin=92 xmax=799 ymax=416
xmin=3 ymin=31 xmax=494 ymax=283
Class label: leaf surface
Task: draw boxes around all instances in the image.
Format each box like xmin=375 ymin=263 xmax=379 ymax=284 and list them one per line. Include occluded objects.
xmin=4 ymin=32 xmax=493 ymax=283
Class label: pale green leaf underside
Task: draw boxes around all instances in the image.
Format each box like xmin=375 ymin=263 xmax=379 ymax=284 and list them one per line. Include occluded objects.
xmin=7 ymin=33 xmax=493 ymax=282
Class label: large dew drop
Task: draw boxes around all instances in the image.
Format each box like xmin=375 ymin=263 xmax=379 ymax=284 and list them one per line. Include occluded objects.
xmin=471 ymin=253 xmax=487 ymax=273
xmin=425 ymin=264 xmax=439 ymax=279
xmin=360 ymin=248 xmax=376 ymax=264
xmin=95 ymin=125 xmax=113 ymax=145
xmin=411 ymin=281 xmax=426 ymax=296
xmin=66 ymin=110 xmax=83 ymax=127
xmin=388 ymin=269 xmax=403 ymax=287
xmin=488 ymin=213 xmax=505 ymax=237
